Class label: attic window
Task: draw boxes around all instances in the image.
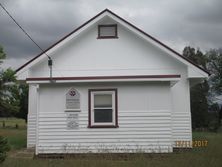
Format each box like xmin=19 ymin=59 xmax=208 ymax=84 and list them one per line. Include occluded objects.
xmin=98 ymin=24 xmax=118 ymax=39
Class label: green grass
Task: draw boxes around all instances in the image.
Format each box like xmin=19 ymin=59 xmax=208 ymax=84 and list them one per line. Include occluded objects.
xmin=0 ymin=118 xmax=27 ymax=150
xmin=0 ymin=118 xmax=222 ymax=167
xmin=0 ymin=118 xmax=26 ymax=129
xmin=0 ymin=128 xmax=26 ymax=150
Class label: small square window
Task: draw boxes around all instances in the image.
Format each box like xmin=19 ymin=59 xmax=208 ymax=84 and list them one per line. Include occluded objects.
xmin=88 ymin=89 xmax=118 ymax=128
xmin=98 ymin=24 xmax=118 ymax=39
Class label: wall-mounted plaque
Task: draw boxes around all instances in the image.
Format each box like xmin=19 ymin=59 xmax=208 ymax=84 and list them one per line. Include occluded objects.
xmin=66 ymin=88 xmax=80 ymax=110
xmin=67 ymin=113 xmax=79 ymax=129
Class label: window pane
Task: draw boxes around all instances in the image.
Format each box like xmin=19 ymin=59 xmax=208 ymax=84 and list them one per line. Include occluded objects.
xmin=100 ymin=26 xmax=115 ymax=37
xmin=94 ymin=109 xmax=112 ymax=122
xmin=94 ymin=94 xmax=112 ymax=108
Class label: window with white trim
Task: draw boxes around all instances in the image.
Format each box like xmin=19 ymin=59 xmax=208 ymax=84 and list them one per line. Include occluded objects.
xmin=88 ymin=89 xmax=118 ymax=128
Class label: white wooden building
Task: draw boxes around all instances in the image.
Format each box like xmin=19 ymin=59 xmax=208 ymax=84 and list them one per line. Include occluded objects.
xmin=16 ymin=9 xmax=209 ymax=154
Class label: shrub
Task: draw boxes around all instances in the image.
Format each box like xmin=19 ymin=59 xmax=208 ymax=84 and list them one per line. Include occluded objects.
xmin=0 ymin=136 xmax=10 ymax=163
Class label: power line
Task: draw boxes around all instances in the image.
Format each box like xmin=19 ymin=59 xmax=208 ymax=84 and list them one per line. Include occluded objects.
xmin=0 ymin=2 xmax=51 ymax=60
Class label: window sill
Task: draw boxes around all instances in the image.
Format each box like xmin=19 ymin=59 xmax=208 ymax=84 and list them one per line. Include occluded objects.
xmin=88 ymin=125 xmax=119 ymax=128
xmin=97 ymin=36 xmax=118 ymax=39
xmin=64 ymin=109 xmax=81 ymax=112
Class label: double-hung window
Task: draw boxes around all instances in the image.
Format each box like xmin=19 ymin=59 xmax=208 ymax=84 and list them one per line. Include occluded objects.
xmin=88 ymin=89 xmax=118 ymax=128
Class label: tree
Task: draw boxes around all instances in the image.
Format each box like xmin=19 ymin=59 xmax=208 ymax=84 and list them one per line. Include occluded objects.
xmin=16 ymin=84 xmax=28 ymax=122
xmin=0 ymin=45 xmax=24 ymax=118
xmin=0 ymin=46 xmax=12 ymax=116
xmin=206 ymin=49 xmax=222 ymax=94
xmin=0 ymin=46 xmax=10 ymax=163
xmin=183 ymin=46 xmax=208 ymax=69
xmin=206 ymin=49 xmax=222 ymax=130
xmin=0 ymin=68 xmax=18 ymax=117
xmin=0 ymin=68 xmax=28 ymax=119
xmin=0 ymin=136 xmax=10 ymax=163
xmin=0 ymin=46 xmax=6 ymax=64
xmin=190 ymin=80 xmax=209 ymax=128
xmin=219 ymin=106 xmax=222 ymax=125
xmin=183 ymin=46 xmax=209 ymax=129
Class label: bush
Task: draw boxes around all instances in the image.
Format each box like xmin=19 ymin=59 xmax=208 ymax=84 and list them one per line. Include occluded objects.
xmin=208 ymin=119 xmax=220 ymax=132
xmin=208 ymin=110 xmax=221 ymax=132
xmin=0 ymin=136 xmax=10 ymax=163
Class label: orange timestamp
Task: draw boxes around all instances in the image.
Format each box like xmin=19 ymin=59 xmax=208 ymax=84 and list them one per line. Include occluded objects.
xmin=175 ymin=140 xmax=208 ymax=147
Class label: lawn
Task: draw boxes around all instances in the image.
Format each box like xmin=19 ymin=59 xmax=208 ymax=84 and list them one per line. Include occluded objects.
xmin=0 ymin=118 xmax=222 ymax=167
xmin=0 ymin=118 xmax=26 ymax=150
xmin=0 ymin=118 xmax=26 ymax=129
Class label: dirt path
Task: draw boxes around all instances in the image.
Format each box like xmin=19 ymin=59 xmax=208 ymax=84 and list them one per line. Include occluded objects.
xmin=8 ymin=148 xmax=34 ymax=159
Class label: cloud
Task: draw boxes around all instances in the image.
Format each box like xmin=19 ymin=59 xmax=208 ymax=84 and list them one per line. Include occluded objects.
xmin=0 ymin=0 xmax=221 ymax=69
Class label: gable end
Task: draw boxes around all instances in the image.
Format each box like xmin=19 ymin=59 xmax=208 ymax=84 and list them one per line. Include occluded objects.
xmin=15 ymin=9 xmax=209 ymax=77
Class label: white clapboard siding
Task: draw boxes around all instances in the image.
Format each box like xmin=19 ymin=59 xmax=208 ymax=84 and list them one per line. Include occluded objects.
xmin=37 ymin=146 xmax=172 ymax=153
xmin=37 ymin=110 xmax=173 ymax=153
xmin=27 ymin=114 xmax=36 ymax=148
xmin=172 ymin=112 xmax=192 ymax=147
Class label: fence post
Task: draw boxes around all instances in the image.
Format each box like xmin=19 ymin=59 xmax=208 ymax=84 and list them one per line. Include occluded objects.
xmin=3 ymin=121 xmax=5 ymax=128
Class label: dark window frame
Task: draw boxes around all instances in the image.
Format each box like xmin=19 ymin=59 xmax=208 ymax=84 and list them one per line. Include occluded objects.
xmin=88 ymin=89 xmax=118 ymax=128
xmin=97 ymin=24 xmax=118 ymax=39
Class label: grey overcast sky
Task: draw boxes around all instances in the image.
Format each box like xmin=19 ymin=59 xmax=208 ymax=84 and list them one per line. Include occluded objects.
xmin=0 ymin=0 xmax=222 ymax=69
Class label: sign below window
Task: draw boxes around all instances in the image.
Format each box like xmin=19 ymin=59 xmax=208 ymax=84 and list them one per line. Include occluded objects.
xmin=67 ymin=113 xmax=79 ymax=129
xmin=66 ymin=88 xmax=80 ymax=110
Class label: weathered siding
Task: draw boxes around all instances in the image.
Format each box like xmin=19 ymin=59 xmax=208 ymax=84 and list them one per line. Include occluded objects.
xmin=172 ymin=112 xmax=191 ymax=142
xmin=27 ymin=84 xmax=37 ymax=148
xmin=171 ymin=71 xmax=192 ymax=147
xmin=36 ymin=82 xmax=173 ymax=153
xmin=27 ymin=114 xmax=36 ymax=148
xmin=37 ymin=111 xmax=172 ymax=153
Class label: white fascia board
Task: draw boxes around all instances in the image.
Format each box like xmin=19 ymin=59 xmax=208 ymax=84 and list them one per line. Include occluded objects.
xmin=26 ymin=77 xmax=180 ymax=84
xmin=16 ymin=69 xmax=29 ymax=81
xmin=106 ymin=13 xmax=209 ymax=78
xmin=188 ymin=67 xmax=208 ymax=78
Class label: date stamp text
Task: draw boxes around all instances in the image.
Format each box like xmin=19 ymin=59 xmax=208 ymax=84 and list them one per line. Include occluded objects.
xmin=175 ymin=140 xmax=208 ymax=147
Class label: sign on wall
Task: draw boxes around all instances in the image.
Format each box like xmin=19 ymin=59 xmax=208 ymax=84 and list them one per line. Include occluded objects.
xmin=66 ymin=88 xmax=80 ymax=110
xmin=67 ymin=113 xmax=79 ymax=129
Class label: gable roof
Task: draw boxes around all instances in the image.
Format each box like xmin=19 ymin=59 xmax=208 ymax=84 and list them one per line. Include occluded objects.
xmin=15 ymin=9 xmax=209 ymax=76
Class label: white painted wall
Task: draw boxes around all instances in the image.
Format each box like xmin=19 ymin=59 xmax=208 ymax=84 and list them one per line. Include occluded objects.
xmin=171 ymin=69 xmax=192 ymax=147
xmin=36 ymin=82 xmax=173 ymax=153
xmin=25 ymin=17 xmax=193 ymax=153
xmin=27 ymin=84 xmax=38 ymax=148
xmin=29 ymin=18 xmax=184 ymax=78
